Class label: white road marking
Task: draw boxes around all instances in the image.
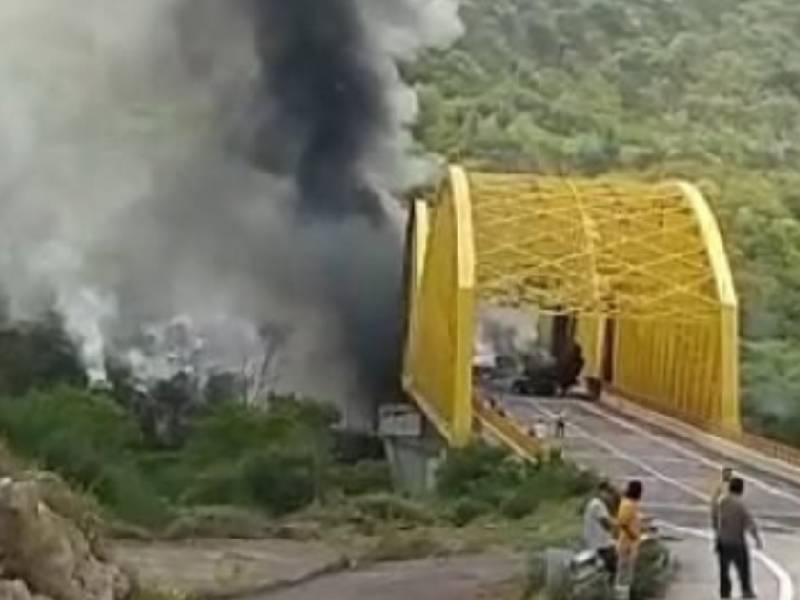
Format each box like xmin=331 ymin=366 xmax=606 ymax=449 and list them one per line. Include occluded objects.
xmin=503 ymin=396 xmax=796 ymax=600
xmin=662 ymin=523 xmax=794 ymax=600
xmin=576 ymin=400 xmax=800 ymax=508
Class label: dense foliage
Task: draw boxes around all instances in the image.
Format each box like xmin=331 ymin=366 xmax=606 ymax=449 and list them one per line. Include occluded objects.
xmin=0 ymin=387 xmax=347 ymax=526
xmin=0 ymin=382 xmax=593 ymax=537
xmin=411 ymin=0 xmax=800 ymax=442
xmin=438 ymin=442 xmax=596 ymax=524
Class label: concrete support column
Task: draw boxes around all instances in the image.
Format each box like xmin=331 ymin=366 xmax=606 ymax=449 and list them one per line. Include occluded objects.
xmin=379 ymin=403 xmax=446 ymax=495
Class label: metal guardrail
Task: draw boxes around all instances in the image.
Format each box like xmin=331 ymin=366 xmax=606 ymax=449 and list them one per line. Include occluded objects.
xmin=732 ymin=431 xmax=800 ymax=468
xmin=473 ymin=391 xmax=544 ymax=461
xmin=607 ymin=386 xmax=800 ymax=471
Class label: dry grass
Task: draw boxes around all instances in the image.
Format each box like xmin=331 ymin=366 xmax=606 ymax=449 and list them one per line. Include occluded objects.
xmin=307 ymin=495 xmax=585 ymax=567
xmin=162 ymin=505 xmax=277 ymax=540
xmin=362 ymin=529 xmax=451 ymax=563
xmin=130 ymin=587 xmax=190 ymax=600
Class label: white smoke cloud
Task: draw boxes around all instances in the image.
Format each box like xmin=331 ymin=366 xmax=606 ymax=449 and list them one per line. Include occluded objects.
xmin=358 ymin=0 xmax=463 ymax=193
xmin=0 ymin=0 xmax=461 ymax=422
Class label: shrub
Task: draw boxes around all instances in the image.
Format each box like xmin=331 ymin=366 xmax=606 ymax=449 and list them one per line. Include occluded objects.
xmin=240 ymin=450 xmax=317 ymax=516
xmin=0 ymin=388 xmax=173 ymax=526
xmin=182 ymin=397 xmax=338 ymax=466
xmin=631 ymin=538 xmax=674 ymax=600
xmin=448 ymin=496 xmax=493 ymax=527
xmin=525 ymin=463 xmax=598 ymax=502
xmin=500 ymin=490 xmax=541 ymax=520
xmin=0 ymin=387 xmax=140 ymax=462
xmin=327 ymin=460 xmax=393 ymax=496
xmin=181 ymin=450 xmax=317 ymax=516
xmin=438 ymin=443 xmax=595 ymax=523
xmin=93 ymin=464 xmax=173 ymax=528
xmin=179 ymin=463 xmax=242 ymax=507
xmin=437 ymin=442 xmax=523 ymax=501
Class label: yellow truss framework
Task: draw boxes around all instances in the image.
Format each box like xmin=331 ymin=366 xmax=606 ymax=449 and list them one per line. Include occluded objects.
xmin=403 ymin=166 xmax=740 ymax=448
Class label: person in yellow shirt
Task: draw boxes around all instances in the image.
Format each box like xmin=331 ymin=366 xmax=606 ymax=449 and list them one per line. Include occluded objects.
xmin=615 ymin=480 xmax=644 ymax=600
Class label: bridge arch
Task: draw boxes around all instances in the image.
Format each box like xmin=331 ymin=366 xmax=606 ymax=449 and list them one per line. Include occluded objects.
xmin=403 ymin=166 xmax=740 ymax=447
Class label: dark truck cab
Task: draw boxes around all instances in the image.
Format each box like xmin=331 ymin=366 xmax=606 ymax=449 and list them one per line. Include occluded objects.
xmin=510 ymin=350 xmax=558 ymax=396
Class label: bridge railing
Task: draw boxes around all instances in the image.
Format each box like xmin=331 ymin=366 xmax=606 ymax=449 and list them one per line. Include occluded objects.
xmin=473 ymin=390 xmax=543 ymax=461
xmin=732 ymin=431 xmax=800 ymax=469
xmin=604 ymin=386 xmax=800 ymax=474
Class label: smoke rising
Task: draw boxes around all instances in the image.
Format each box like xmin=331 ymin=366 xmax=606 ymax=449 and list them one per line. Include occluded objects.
xmin=476 ymin=306 xmax=541 ymax=360
xmin=0 ymin=0 xmax=461 ymax=426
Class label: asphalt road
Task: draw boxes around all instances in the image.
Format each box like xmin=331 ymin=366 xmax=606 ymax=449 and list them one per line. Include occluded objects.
xmin=251 ymin=554 xmax=524 ymax=600
xmin=500 ymin=394 xmax=799 ymax=600
xmin=502 ymin=395 xmax=800 ymax=530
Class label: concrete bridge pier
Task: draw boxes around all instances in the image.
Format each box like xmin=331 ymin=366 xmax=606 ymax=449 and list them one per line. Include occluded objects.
xmin=379 ymin=404 xmax=446 ymax=495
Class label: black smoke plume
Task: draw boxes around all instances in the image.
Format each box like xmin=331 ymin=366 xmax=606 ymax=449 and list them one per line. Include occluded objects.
xmin=244 ymin=0 xmax=388 ymax=222
xmin=239 ymin=0 xmax=404 ymax=401
xmin=0 ymin=0 xmax=461 ymax=427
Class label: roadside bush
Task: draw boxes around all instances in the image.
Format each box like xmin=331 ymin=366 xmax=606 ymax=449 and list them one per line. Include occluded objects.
xmin=93 ymin=464 xmax=173 ymax=528
xmin=0 ymin=388 xmax=349 ymax=525
xmin=0 ymin=387 xmax=140 ymax=462
xmin=240 ymin=450 xmax=317 ymax=515
xmin=183 ymin=397 xmax=338 ymax=465
xmin=437 ymin=442 xmax=525 ymax=502
xmin=500 ymin=489 xmax=541 ymax=520
xmin=438 ymin=442 xmax=596 ymax=521
xmin=327 ymin=460 xmax=393 ymax=496
xmin=0 ymin=387 xmax=173 ymax=526
xmin=179 ymin=463 xmax=240 ymax=507
xmin=447 ymin=496 xmax=493 ymax=527
xmin=631 ymin=538 xmax=674 ymax=600
xmin=181 ymin=450 xmax=317 ymax=516
xmin=528 ymin=462 xmax=598 ymax=501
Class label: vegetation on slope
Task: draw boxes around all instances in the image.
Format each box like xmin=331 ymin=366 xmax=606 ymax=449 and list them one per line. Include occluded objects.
xmin=0 ymin=382 xmax=594 ymax=550
xmin=410 ymin=0 xmax=800 ymax=443
xmin=0 ymin=387 xmax=348 ymax=527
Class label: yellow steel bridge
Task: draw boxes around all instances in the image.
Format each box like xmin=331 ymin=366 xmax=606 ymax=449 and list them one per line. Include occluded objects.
xmin=402 ymin=166 xmax=739 ymax=451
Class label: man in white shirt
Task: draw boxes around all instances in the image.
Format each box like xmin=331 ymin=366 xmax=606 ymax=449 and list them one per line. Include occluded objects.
xmin=584 ymin=480 xmax=618 ymax=583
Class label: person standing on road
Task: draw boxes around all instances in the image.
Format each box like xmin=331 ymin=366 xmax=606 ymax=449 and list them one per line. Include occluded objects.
xmin=534 ymin=417 xmax=549 ymax=441
xmin=711 ymin=467 xmax=734 ymax=512
xmin=713 ymin=477 xmax=762 ymax=600
xmin=615 ymin=480 xmax=644 ymax=600
xmin=583 ymin=480 xmax=618 ymax=584
xmin=554 ymin=408 xmax=567 ymax=438
xmin=711 ymin=467 xmax=734 ymax=545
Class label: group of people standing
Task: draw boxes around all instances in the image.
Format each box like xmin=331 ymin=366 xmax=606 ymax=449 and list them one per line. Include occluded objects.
xmin=583 ymin=467 xmax=762 ymax=600
xmin=583 ymin=479 xmax=644 ymax=600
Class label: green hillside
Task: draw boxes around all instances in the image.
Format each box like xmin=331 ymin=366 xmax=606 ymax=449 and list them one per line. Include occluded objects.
xmin=411 ymin=0 xmax=800 ymax=442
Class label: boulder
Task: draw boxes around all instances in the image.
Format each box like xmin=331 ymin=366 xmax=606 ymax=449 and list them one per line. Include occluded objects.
xmin=0 ymin=580 xmax=47 ymax=600
xmin=0 ymin=478 xmax=130 ymax=600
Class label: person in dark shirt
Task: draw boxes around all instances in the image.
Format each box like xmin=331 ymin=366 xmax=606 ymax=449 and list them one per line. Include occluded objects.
xmin=712 ymin=477 xmax=762 ymax=599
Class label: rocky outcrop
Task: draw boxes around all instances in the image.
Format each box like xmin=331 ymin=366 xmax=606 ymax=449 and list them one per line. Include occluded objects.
xmin=0 ymin=580 xmax=48 ymax=600
xmin=0 ymin=477 xmax=130 ymax=600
